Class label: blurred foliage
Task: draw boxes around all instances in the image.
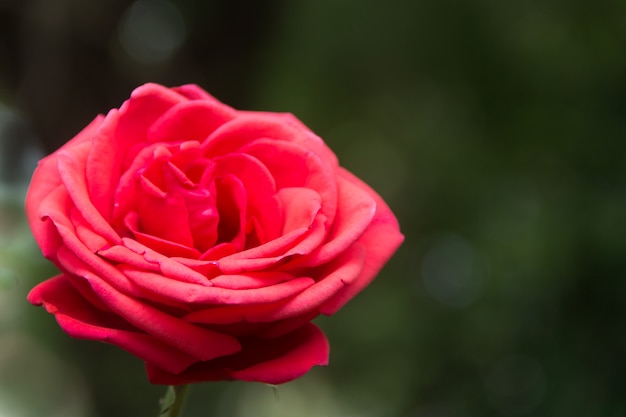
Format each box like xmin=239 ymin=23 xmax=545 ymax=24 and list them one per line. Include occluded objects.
xmin=1 ymin=0 xmax=626 ymax=416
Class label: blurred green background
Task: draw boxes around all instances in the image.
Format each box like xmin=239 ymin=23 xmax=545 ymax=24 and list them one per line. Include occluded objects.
xmin=1 ymin=0 xmax=626 ymax=416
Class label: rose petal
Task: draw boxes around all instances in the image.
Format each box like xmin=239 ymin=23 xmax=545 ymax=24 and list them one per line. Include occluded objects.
xmin=28 ymin=275 xmax=200 ymax=374
xmin=97 ymin=245 xmax=157 ymax=272
xmin=57 ymin=144 xmax=121 ymax=244
xmin=293 ymin=173 xmax=377 ymax=267
xmin=147 ymin=100 xmax=236 ymax=143
xmin=26 ymin=115 xmax=104 ymax=242
xmin=277 ymin=187 xmax=322 ymax=234
xmin=49 ymin=218 xmax=136 ymax=294
xmin=214 ymin=175 xmax=247 ymax=248
xmin=320 ymin=168 xmax=404 ymax=315
xmin=216 ymin=215 xmax=327 ymax=273
xmin=210 ymin=271 xmax=294 ymax=290
xmin=204 ymin=111 xmax=338 ymax=177
xmin=55 ymin=260 xmax=242 ymax=362
xmin=124 ymin=267 xmax=314 ymax=306
xmin=208 ymin=244 xmax=363 ymax=325
xmin=259 ymin=244 xmax=365 ymax=321
xmin=257 ymin=311 xmax=319 ymax=339
xmin=172 ymin=84 xmax=225 ymax=102
xmin=214 ymin=188 xmax=322 ymax=263
xmin=145 ymin=323 xmax=329 ymax=384
xmin=98 ymin=241 xmax=210 ymax=285
xmin=111 ymin=142 xmax=162 ymax=229
xmin=115 ymin=83 xmax=186 ymax=155
xmin=124 ymin=211 xmax=202 ymax=259
xmin=200 ymin=242 xmax=238 ymax=261
xmin=215 ymin=225 xmax=310 ymax=266
xmin=71 ymin=208 xmax=109 ymax=252
xmin=172 ymin=256 xmax=221 ymax=277
xmin=86 ymin=109 xmax=121 ymax=221
xmin=182 ymin=302 xmax=274 ymax=325
xmin=237 ymin=111 xmax=339 ymax=170
xmin=135 ymin=178 xmax=194 ymax=247
xmin=133 ymin=230 xmax=202 ymax=259
xmin=212 ymin=152 xmax=281 ymax=242
xmin=241 ymin=138 xmax=337 ymax=227
xmin=31 ymin=185 xmax=69 ymax=260
xmin=203 ymin=113 xmax=308 ymax=158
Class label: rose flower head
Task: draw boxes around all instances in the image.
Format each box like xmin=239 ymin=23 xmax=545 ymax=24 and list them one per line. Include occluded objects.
xmin=26 ymin=83 xmax=403 ymax=385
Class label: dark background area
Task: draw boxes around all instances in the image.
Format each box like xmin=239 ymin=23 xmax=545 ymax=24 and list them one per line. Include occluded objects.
xmin=1 ymin=0 xmax=625 ymax=416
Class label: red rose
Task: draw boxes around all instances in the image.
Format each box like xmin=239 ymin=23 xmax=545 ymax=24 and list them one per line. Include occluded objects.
xmin=26 ymin=83 xmax=403 ymax=385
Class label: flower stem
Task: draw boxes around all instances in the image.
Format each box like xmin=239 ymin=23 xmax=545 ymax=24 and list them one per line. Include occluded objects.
xmin=159 ymin=384 xmax=191 ymax=417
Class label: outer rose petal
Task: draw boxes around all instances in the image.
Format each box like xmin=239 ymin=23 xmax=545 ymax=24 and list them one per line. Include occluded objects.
xmin=262 ymin=244 xmax=365 ymax=319
xmin=320 ymin=168 xmax=404 ymax=315
xmin=172 ymin=84 xmax=224 ymax=102
xmin=86 ymin=109 xmax=121 ymax=221
xmin=291 ymin=174 xmax=377 ymax=268
xmin=26 ymin=115 xmax=105 ymax=258
xmin=145 ymin=323 xmax=329 ymax=385
xmin=147 ymin=100 xmax=236 ymax=144
xmin=27 ymin=275 xmax=200 ymax=374
xmin=115 ymin=83 xmax=187 ymax=167
xmin=55 ymin=243 xmax=243 ymax=362
xmin=236 ymin=111 xmax=339 ymax=170
xmin=57 ymin=145 xmax=121 ymax=244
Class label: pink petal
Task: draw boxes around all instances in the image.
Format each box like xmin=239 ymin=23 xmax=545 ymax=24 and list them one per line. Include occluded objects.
xmin=257 ymin=311 xmax=319 ymax=338
xmin=172 ymin=256 xmax=221 ymax=276
xmin=124 ymin=267 xmax=314 ymax=306
xmin=57 ymin=144 xmax=121 ymax=244
xmin=97 ymin=241 xmax=209 ymax=285
xmin=30 ymin=185 xmax=68 ymax=260
xmin=70 ymin=208 xmax=109 ymax=252
xmin=320 ymin=168 xmax=404 ymax=315
xmin=214 ymin=175 xmax=247 ymax=248
xmin=115 ymin=83 xmax=186 ymax=151
xmin=172 ymin=84 xmax=225 ymax=102
xmin=200 ymin=242 xmax=238 ymax=260
xmin=133 ymin=229 xmax=202 ymax=259
xmin=147 ymin=100 xmax=236 ymax=143
xmin=124 ymin=211 xmax=200 ymax=258
xmin=174 ymin=188 xmax=219 ymax=252
xmin=135 ymin=178 xmax=194 ymax=247
xmin=210 ymin=271 xmax=294 ymax=290
xmin=212 ymin=153 xmax=281 ymax=242
xmin=182 ymin=302 xmax=276 ymax=325
xmin=213 ymin=226 xmax=307 ymax=266
xmin=111 ymin=142 xmax=162 ymax=229
xmin=203 ymin=113 xmax=308 ymax=158
xmin=97 ymin=245 xmax=158 ymax=272
xmin=47 ymin=215 xmax=136 ymax=294
xmin=145 ymin=323 xmax=329 ymax=385
xmin=277 ymin=187 xmax=321 ymax=234
xmin=249 ymin=244 xmax=365 ymax=322
xmin=206 ymin=111 xmax=338 ymax=172
xmin=26 ymin=116 xmax=105 ymax=256
xmin=293 ymin=173 xmax=376 ymax=267
xmin=241 ymin=139 xmax=337 ymax=227
xmin=55 ymin=260 xmax=242 ymax=361
xmin=216 ymin=215 xmax=327 ymax=273
xmin=27 ymin=275 xmax=201 ymax=374
xmin=86 ymin=109 xmax=122 ymax=221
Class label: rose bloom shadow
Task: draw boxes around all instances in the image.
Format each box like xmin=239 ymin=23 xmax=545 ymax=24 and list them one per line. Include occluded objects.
xmin=26 ymin=83 xmax=404 ymax=385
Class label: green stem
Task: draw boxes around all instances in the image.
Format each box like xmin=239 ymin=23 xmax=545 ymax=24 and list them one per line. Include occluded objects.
xmin=159 ymin=384 xmax=191 ymax=417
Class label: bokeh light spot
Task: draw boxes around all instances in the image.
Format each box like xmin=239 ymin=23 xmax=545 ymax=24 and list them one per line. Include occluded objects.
xmin=118 ymin=0 xmax=186 ymax=64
